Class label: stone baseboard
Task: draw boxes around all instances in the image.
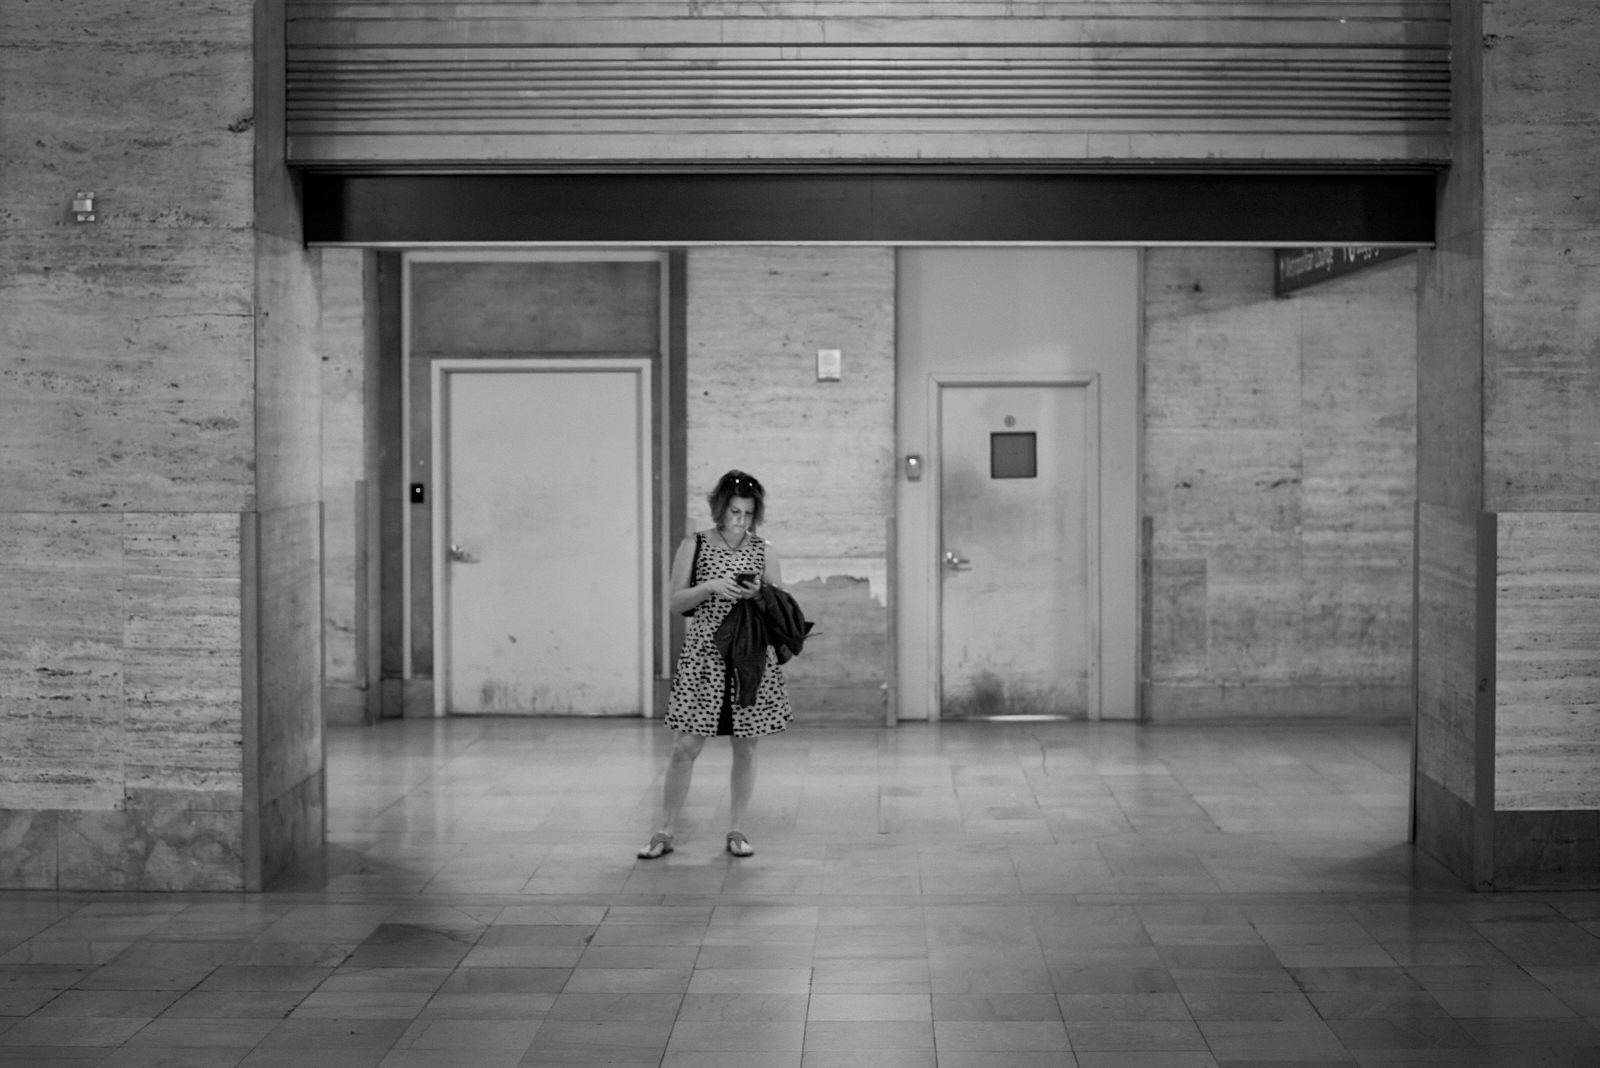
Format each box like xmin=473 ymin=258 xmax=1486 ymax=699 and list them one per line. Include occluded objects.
xmin=1145 ymin=683 xmax=1412 ymax=721
xmin=791 ymin=684 xmax=886 ymax=727
xmin=324 ymin=683 xmax=369 ymax=727
xmin=1495 ymin=809 xmax=1600 ymax=890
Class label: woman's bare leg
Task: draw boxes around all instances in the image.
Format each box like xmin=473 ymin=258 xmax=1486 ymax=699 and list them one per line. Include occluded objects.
xmin=729 ymin=737 xmax=758 ymax=835
xmin=659 ymin=731 xmax=705 ymax=836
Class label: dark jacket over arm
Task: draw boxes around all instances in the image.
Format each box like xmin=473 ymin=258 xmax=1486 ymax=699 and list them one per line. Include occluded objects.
xmin=713 ymin=588 xmax=815 ymax=707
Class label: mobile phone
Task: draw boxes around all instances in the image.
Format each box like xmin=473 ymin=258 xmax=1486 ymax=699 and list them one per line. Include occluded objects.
xmin=735 ymin=572 xmax=758 ymax=587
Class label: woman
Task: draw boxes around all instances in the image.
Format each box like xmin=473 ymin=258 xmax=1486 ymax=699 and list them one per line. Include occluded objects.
xmin=638 ymin=470 xmax=790 ymax=860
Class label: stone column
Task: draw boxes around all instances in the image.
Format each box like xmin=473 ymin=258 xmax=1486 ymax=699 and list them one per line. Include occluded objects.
xmin=1415 ymin=0 xmax=1600 ymax=889
xmin=0 ymin=0 xmax=324 ymax=891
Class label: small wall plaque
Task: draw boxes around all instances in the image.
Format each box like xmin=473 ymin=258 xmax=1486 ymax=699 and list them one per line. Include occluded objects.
xmin=816 ymin=349 xmax=842 ymax=381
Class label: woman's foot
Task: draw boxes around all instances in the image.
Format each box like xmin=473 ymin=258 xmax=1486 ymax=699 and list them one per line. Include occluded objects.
xmin=725 ymin=831 xmax=754 ymax=858
xmin=637 ymin=832 xmax=674 ymax=859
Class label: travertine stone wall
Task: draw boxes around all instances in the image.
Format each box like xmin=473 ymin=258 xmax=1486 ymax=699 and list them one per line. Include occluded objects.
xmin=687 ymin=248 xmax=895 ymax=723
xmin=1144 ymin=248 xmax=1417 ymax=719
xmin=1479 ymin=0 xmax=1600 ymax=877
xmin=0 ymin=0 xmax=258 ymax=890
xmin=1495 ymin=514 xmax=1600 ymax=811
xmin=0 ymin=0 xmax=326 ymax=889
xmin=252 ymin=0 xmax=326 ymax=887
xmin=1481 ymin=0 xmax=1600 ymax=515
xmin=319 ymin=249 xmax=370 ymax=723
xmin=1414 ymin=0 xmax=1600 ymax=888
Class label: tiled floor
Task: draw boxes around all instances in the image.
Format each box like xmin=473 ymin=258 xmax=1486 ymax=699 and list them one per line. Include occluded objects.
xmin=4 ymin=717 xmax=1600 ymax=1067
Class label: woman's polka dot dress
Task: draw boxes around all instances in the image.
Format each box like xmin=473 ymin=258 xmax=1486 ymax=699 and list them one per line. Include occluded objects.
xmin=666 ymin=531 xmax=792 ymax=738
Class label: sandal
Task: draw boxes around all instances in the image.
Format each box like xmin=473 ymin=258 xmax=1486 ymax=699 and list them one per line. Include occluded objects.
xmin=637 ymin=832 xmax=674 ymax=860
xmin=725 ymin=832 xmax=754 ymax=858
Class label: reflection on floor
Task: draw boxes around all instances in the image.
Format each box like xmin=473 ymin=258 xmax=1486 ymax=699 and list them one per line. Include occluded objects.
xmin=4 ymin=717 xmax=1600 ymax=1068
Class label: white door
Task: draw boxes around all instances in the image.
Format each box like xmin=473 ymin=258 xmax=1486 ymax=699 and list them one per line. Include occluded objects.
xmin=938 ymin=382 xmax=1097 ymax=718
xmin=434 ymin=361 xmax=651 ymax=715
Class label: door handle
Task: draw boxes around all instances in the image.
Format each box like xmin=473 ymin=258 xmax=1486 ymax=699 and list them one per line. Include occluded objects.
xmin=943 ymin=549 xmax=971 ymax=572
xmin=447 ymin=544 xmax=477 ymax=564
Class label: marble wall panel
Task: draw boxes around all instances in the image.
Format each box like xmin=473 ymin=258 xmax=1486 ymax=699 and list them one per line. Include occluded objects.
xmin=1149 ymin=558 xmax=1207 ymax=680
xmin=1495 ymin=512 xmax=1600 ymax=811
xmin=1415 ymin=233 xmax=1486 ymax=516
xmin=255 ymin=503 xmax=323 ymax=805
xmin=0 ymin=811 xmax=57 ymax=890
xmin=0 ymin=234 xmax=256 ymax=513
xmin=56 ymin=803 xmax=243 ymax=893
xmin=1143 ymin=248 xmax=1416 ymax=717
xmin=687 ymin=248 xmax=894 ymax=714
xmin=0 ymin=0 xmax=253 ymax=231
xmin=1482 ymin=227 xmax=1600 ymax=512
xmin=256 ymin=234 xmax=323 ymax=513
xmin=1415 ymin=502 xmax=1480 ymax=804
xmin=781 ymin=573 xmax=888 ymax=726
xmin=687 ymin=247 xmax=895 ymax=560
xmin=1481 ymin=0 xmax=1599 ymax=233
xmin=259 ymin=767 xmax=323 ymax=889
xmin=410 ymin=261 xmax=660 ymax=357
xmin=1494 ymin=810 xmax=1600 ymax=890
xmin=0 ymin=515 xmax=125 ymax=811
xmin=121 ymin=513 xmax=242 ymax=802
xmin=1142 ymin=250 xmax=1300 ymax=432
xmin=319 ymin=249 xmax=368 ymax=687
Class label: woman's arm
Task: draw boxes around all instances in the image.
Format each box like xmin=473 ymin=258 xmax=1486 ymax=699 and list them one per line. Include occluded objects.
xmin=667 ymin=535 xmax=745 ymax=614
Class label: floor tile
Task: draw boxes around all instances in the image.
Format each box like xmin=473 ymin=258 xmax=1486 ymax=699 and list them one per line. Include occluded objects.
xmin=666 ymin=1019 xmax=806 ymax=1050
xmin=686 ymin=969 xmax=811 ymax=994
xmin=124 ymin=1019 xmax=280 ymax=1048
xmin=562 ymin=968 xmax=691 ymax=994
xmin=392 ymin=1017 xmax=541 ymax=1049
xmin=256 ymin=1018 xmax=412 ymax=1049
xmin=0 ymin=1016 xmax=149 ymax=1047
xmin=14 ymin=721 xmax=1596 ymax=1068
xmin=1073 ymin=1055 xmax=1218 ymax=1068
xmin=377 ymin=1051 xmax=523 ymax=1068
xmin=196 ymin=967 xmax=331 ymax=993
xmin=806 ymin=994 xmax=930 ymax=1021
xmin=1057 ymin=994 xmax=1190 ymax=1023
xmin=288 ymin=992 xmax=431 ymax=1020
xmin=798 ymin=1053 xmax=935 ymax=1068
xmin=316 ymin=969 xmax=452 ymax=993
xmin=795 ymin=1016 xmax=935 ymax=1050
xmin=1427 ymin=987 xmax=1578 ymax=1018
xmin=96 ymin=1047 xmax=250 ymax=1068
xmin=544 ymin=994 xmax=682 ymax=1022
xmin=1068 ymin=1021 xmax=1206 ymax=1051
xmin=661 ymin=1053 xmax=799 ymax=1068
xmin=0 ymin=1049 xmax=126 ymax=1067
xmin=933 ymin=1020 xmax=1072 ymax=1051
xmin=32 ymin=991 xmax=183 ymax=1018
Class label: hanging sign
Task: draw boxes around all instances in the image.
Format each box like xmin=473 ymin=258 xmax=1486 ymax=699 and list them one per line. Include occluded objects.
xmin=1274 ymin=246 xmax=1413 ymax=296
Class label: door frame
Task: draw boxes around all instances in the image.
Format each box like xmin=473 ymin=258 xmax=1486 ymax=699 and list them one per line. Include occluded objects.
xmin=400 ymin=249 xmax=672 ymax=713
xmin=927 ymin=372 xmax=1102 ymax=721
xmin=430 ymin=358 xmax=655 ymax=717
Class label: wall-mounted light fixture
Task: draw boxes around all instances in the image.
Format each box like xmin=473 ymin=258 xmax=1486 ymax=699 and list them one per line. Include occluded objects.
xmin=72 ymin=192 xmax=97 ymax=223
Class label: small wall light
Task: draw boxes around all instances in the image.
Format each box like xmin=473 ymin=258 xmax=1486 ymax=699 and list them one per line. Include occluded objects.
xmin=72 ymin=192 xmax=97 ymax=223
xmin=816 ymin=349 xmax=842 ymax=381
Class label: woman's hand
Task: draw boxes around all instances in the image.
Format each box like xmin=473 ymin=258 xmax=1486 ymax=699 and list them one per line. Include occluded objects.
xmin=706 ymin=576 xmax=752 ymax=601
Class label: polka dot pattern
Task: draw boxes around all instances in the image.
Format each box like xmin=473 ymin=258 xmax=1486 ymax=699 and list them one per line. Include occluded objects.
xmin=666 ymin=531 xmax=791 ymax=738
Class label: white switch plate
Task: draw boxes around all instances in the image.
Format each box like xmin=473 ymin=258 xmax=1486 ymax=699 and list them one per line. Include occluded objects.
xmin=816 ymin=349 xmax=842 ymax=381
